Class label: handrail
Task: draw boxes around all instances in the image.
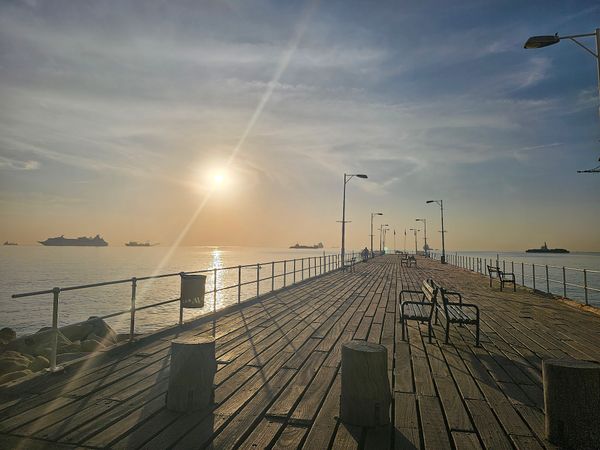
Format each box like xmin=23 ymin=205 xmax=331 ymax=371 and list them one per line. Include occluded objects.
xmin=9 ymin=251 xmax=364 ymax=372
xmin=429 ymin=252 xmax=599 ymax=307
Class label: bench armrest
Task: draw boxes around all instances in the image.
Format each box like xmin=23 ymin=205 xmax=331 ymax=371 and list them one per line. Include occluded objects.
xmin=445 ymin=301 xmax=479 ymax=317
xmin=444 ymin=291 xmax=463 ymax=304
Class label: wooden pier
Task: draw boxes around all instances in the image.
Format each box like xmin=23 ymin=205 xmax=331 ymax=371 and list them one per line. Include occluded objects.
xmin=1 ymin=255 xmax=599 ymax=449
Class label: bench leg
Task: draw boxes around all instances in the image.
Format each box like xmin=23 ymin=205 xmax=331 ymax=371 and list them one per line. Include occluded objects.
xmin=513 ymin=282 xmax=516 ymax=292
xmin=428 ymin=321 xmax=432 ymax=344
xmin=489 ymin=277 xmax=492 ymax=288
xmin=500 ymin=280 xmax=503 ymax=292
xmin=475 ymin=322 xmax=480 ymax=347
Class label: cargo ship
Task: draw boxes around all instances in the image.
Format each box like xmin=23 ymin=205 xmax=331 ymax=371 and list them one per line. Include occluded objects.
xmin=38 ymin=235 xmax=108 ymax=247
xmin=290 ymin=242 xmax=324 ymax=249
xmin=526 ymin=242 xmax=569 ymax=254
xmin=3 ymin=241 xmax=18 ymax=246
xmin=125 ymin=241 xmax=158 ymax=247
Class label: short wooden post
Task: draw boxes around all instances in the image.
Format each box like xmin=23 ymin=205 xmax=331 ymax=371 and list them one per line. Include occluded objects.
xmin=340 ymin=340 xmax=391 ymax=427
xmin=166 ymin=337 xmax=216 ymax=412
xmin=543 ymin=359 xmax=600 ymax=449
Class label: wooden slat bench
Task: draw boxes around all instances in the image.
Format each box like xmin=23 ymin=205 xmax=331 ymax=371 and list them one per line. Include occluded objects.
xmin=398 ymin=279 xmax=438 ymax=343
xmin=486 ymin=265 xmax=516 ymax=292
xmin=431 ymin=280 xmax=480 ymax=346
xmin=400 ymin=255 xmax=417 ymax=268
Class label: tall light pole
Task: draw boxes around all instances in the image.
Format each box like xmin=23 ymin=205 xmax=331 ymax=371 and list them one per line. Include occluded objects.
xmin=524 ymin=29 xmax=600 ymax=173
xmin=415 ymin=218 xmax=428 ymax=255
xmin=409 ymin=228 xmax=420 ymax=254
xmin=370 ymin=212 xmax=383 ymax=257
xmin=426 ymin=200 xmax=446 ymax=263
xmin=382 ymin=226 xmax=390 ymax=252
xmin=341 ymin=173 xmax=368 ymax=267
xmin=379 ymin=223 xmax=388 ymax=253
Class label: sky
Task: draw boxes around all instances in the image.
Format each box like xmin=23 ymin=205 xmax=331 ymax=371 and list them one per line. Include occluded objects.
xmin=1 ymin=0 xmax=599 ymax=251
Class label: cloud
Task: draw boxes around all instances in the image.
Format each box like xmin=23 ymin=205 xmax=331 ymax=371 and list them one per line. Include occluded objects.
xmin=0 ymin=156 xmax=40 ymax=170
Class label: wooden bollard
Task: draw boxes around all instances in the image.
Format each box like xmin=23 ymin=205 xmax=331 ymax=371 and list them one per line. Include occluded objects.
xmin=166 ymin=337 xmax=216 ymax=412
xmin=543 ymin=359 xmax=600 ymax=449
xmin=340 ymin=340 xmax=391 ymax=426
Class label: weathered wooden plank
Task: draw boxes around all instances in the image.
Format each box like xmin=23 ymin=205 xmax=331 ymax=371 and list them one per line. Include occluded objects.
xmin=465 ymin=399 xmax=512 ymax=450
xmin=418 ymin=395 xmax=452 ymax=450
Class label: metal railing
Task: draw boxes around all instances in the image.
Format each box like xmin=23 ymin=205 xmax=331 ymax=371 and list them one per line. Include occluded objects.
xmin=429 ymin=252 xmax=600 ymax=307
xmin=12 ymin=252 xmax=360 ymax=372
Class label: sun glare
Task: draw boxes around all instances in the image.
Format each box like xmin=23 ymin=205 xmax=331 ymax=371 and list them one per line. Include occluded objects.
xmin=213 ymin=173 xmax=225 ymax=185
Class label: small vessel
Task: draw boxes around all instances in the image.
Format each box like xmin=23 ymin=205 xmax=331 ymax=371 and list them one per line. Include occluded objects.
xmin=125 ymin=241 xmax=158 ymax=247
xmin=290 ymin=242 xmax=324 ymax=249
xmin=38 ymin=235 xmax=108 ymax=247
xmin=526 ymin=242 xmax=569 ymax=254
xmin=3 ymin=241 xmax=17 ymax=246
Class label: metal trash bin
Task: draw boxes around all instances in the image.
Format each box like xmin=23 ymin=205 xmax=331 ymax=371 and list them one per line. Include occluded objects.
xmin=180 ymin=273 xmax=206 ymax=309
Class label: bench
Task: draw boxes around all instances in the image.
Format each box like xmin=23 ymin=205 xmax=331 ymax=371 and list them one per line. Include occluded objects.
xmin=486 ymin=265 xmax=516 ymax=292
xmin=343 ymin=257 xmax=357 ymax=272
xmin=399 ymin=279 xmax=438 ymax=343
xmin=400 ymin=255 xmax=417 ymax=267
xmin=431 ymin=280 xmax=480 ymax=346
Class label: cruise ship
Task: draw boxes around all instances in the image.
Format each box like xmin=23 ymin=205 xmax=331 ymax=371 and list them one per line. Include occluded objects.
xmin=38 ymin=235 xmax=108 ymax=247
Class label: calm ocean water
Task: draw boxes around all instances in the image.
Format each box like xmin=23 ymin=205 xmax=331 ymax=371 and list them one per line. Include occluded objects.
xmin=0 ymin=246 xmax=341 ymax=336
xmin=1 ymin=247 xmax=598 ymax=337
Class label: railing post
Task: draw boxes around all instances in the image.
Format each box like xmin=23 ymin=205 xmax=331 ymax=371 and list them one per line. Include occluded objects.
xmin=237 ymin=265 xmax=242 ymax=304
xmin=503 ymin=260 xmax=506 ymax=273
xmin=213 ymin=268 xmax=217 ymax=313
xmin=583 ymin=269 xmax=589 ymax=305
xmin=256 ymin=264 xmax=260 ymax=297
xmin=130 ymin=277 xmax=137 ymax=342
xmin=272 ymin=261 xmax=275 ymax=291
xmin=283 ymin=260 xmax=287 ymax=287
xmin=293 ymin=259 xmax=296 ymax=284
xmin=545 ymin=265 xmax=550 ymax=293
xmin=562 ymin=267 xmax=566 ymax=298
xmin=50 ymin=287 xmax=61 ymax=372
xmin=302 ymin=258 xmax=305 ymax=280
xmin=308 ymin=258 xmax=311 ymax=278
xmin=511 ymin=261 xmax=514 ymax=275
xmin=533 ymin=264 xmax=536 ymax=291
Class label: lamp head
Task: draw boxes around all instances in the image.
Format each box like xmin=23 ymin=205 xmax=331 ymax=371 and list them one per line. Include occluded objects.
xmin=524 ymin=34 xmax=560 ymax=49
xmin=356 ymin=174 xmax=368 ymax=179
xmin=426 ymin=200 xmax=434 ymax=204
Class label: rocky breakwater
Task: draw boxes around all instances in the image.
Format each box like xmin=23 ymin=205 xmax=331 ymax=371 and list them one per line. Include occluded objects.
xmin=0 ymin=317 xmax=119 ymax=386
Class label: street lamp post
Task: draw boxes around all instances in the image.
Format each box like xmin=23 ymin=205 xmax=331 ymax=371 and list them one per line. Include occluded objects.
xmin=383 ymin=226 xmax=389 ymax=252
xmin=524 ymin=28 xmax=600 ymax=173
xmin=379 ymin=224 xmax=389 ymax=253
xmin=409 ymin=228 xmax=420 ymax=254
xmin=426 ymin=200 xmax=446 ymax=263
xmin=416 ymin=218 xmax=427 ymax=255
xmin=370 ymin=212 xmax=383 ymax=257
xmin=341 ymin=173 xmax=368 ymax=268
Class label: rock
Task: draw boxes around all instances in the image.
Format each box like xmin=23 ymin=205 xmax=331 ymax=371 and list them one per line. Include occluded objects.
xmin=81 ymin=339 xmax=105 ymax=353
xmin=0 ymin=327 xmax=16 ymax=345
xmin=60 ymin=342 xmax=81 ymax=354
xmin=6 ymin=329 xmax=73 ymax=357
xmin=0 ymin=351 xmax=33 ymax=374
xmin=29 ymin=355 xmax=50 ymax=372
xmin=0 ymin=369 xmax=33 ymax=385
xmin=60 ymin=322 xmax=95 ymax=343
xmin=86 ymin=317 xmax=118 ymax=345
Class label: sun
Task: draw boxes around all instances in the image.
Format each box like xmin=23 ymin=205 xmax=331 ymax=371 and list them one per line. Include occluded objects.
xmin=213 ymin=173 xmax=224 ymax=185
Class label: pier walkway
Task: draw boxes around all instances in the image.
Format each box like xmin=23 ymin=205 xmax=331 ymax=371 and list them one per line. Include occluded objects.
xmin=1 ymin=255 xmax=599 ymax=449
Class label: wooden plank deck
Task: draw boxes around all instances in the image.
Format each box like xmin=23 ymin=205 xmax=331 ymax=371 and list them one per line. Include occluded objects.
xmin=1 ymin=255 xmax=600 ymax=449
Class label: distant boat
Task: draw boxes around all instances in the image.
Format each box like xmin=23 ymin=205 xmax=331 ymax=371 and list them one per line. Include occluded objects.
xmin=290 ymin=242 xmax=324 ymax=249
xmin=3 ymin=241 xmax=17 ymax=246
xmin=38 ymin=235 xmax=108 ymax=247
xmin=125 ymin=241 xmax=158 ymax=247
xmin=526 ymin=242 xmax=569 ymax=254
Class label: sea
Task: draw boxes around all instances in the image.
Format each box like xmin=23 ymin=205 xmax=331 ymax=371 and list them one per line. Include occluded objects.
xmin=1 ymin=246 xmax=598 ymax=338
